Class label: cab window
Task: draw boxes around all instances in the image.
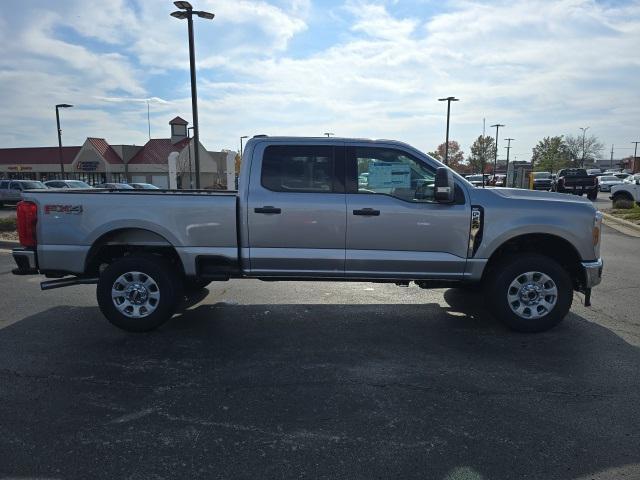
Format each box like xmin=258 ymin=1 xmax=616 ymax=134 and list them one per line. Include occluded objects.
xmin=262 ymin=145 xmax=340 ymax=193
xmin=352 ymin=147 xmax=436 ymax=203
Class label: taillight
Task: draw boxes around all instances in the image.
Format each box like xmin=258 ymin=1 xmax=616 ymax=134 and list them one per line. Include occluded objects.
xmin=16 ymin=201 xmax=38 ymax=248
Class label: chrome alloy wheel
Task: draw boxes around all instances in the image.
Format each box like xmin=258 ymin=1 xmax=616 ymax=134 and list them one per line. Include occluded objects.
xmin=111 ymin=271 xmax=160 ymax=318
xmin=507 ymin=271 xmax=558 ymax=320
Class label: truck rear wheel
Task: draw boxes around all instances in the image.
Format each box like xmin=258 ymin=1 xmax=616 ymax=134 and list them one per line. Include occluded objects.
xmin=587 ymin=190 xmax=597 ymax=201
xmin=485 ymin=254 xmax=573 ymax=333
xmin=97 ymin=255 xmax=178 ymax=332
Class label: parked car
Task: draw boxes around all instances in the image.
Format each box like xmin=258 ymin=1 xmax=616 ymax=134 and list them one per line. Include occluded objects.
xmin=532 ymin=171 xmax=553 ymax=191
xmin=623 ymin=173 xmax=640 ymax=184
xmin=613 ymin=172 xmax=630 ymax=180
xmin=492 ymin=175 xmax=506 ymax=187
xmin=44 ymin=180 xmax=93 ymax=189
xmin=12 ymin=136 xmax=603 ymax=334
xmin=94 ymin=183 xmax=134 ymax=190
xmin=465 ymin=174 xmax=486 ymax=187
xmin=597 ymin=175 xmax=624 ymax=192
xmin=129 ymin=183 xmax=160 ymax=190
xmin=0 ymin=179 xmax=48 ymax=207
xmin=553 ymin=168 xmax=598 ymax=200
xmin=610 ymin=177 xmax=640 ymax=205
xmin=586 ymin=168 xmax=603 ymax=177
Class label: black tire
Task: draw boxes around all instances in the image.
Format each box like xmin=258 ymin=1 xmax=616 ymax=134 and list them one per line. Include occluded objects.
xmin=97 ymin=255 xmax=178 ymax=332
xmin=587 ymin=190 xmax=597 ymax=201
xmin=612 ymin=192 xmax=633 ymax=203
xmin=184 ymin=278 xmax=211 ymax=292
xmin=485 ymin=254 xmax=573 ymax=333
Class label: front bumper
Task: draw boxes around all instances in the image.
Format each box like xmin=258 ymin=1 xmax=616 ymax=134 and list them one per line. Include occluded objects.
xmin=12 ymin=247 xmax=38 ymax=275
xmin=581 ymin=258 xmax=603 ymax=289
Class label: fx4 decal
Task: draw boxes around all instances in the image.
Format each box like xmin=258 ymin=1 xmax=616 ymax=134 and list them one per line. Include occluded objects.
xmin=44 ymin=204 xmax=83 ymax=215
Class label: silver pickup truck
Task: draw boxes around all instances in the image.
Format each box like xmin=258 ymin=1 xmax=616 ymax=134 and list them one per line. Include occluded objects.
xmin=12 ymin=137 xmax=603 ymax=333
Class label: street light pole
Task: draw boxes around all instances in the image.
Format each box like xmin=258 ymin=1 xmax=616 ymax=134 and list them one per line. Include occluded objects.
xmin=579 ymin=126 xmax=589 ymax=167
xmin=187 ymin=126 xmax=194 ymax=189
xmin=55 ymin=104 xmax=73 ymax=178
xmin=438 ymin=96 xmax=459 ymax=166
xmin=171 ymin=2 xmax=215 ymax=189
xmin=490 ymin=123 xmax=505 ymax=177
xmin=240 ymin=135 xmax=248 ymax=159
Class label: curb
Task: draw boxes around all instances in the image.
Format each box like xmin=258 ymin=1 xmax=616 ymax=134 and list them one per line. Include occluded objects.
xmin=0 ymin=240 xmax=19 ymax=249
xmin=601 ymin=212 xmax=640 ymax=235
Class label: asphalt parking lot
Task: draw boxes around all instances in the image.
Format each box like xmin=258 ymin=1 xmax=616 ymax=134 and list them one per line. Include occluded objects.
xmin=0 ymin=224 xmax=639 ymax=479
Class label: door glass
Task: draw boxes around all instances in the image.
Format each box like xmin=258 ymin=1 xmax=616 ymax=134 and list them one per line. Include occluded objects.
xmin=355 ymin=147 xmax=436 ymax=202
xmin=262 ymin=145 xmax=335 ymax=193
xmin=9 ymin=182 xmax=21 ymax=190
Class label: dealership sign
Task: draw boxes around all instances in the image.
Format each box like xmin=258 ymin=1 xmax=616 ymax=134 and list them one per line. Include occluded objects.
xmin=77 ymin=161 xmax=100 ymax=171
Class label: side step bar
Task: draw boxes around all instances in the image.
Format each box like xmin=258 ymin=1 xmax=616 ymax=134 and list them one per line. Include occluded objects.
xmin=40 ymin=277 xmax=99 ymax=291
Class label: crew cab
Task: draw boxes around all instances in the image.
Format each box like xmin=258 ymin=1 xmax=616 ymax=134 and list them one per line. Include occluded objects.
xmin=553 ymin=168 xmax=598 ymax=200
xmin=0 ymin=179 xmax=47 ymax=207
xmin=12 ymin=137 xmax=604 ymax=333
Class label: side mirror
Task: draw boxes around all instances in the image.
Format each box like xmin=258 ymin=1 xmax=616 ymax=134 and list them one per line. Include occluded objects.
xmin=435 ymin=167 xmax=455 ymax=203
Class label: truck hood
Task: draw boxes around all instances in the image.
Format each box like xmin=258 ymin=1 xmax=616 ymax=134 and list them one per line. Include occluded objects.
xmin=472 ymin=187 xmax=595 ymax=206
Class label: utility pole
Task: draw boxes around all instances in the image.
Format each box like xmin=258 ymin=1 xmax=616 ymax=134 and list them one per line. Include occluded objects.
xmin=438 ymin=96 xmax=459 ymax=165
xmin=504 ymin=138 xmax=514 ymax=186
xmin=491 ymin=123 xmax=505 ymax=178
xmin=632 ymin=141 xmax=639 ymax=169
xmin=610 ymin=144 xmax=614 ymax=170
xmin=579 ymin=126 xmax=589 ymax=167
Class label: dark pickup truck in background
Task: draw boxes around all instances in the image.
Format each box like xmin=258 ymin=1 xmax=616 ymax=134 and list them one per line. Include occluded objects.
xmin=553 ymin=168 xmax=598 ymax=200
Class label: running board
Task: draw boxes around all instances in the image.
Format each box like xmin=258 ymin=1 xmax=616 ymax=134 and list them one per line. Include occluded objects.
xmin=40 ymin=277 xmax=99 ymax=291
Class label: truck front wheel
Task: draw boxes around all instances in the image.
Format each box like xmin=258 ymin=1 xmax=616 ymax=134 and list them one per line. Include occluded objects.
xmin=486 ymin=254 xmax=573 ymax=333
xmin=97 ymin=255 xmax=178 ymax=332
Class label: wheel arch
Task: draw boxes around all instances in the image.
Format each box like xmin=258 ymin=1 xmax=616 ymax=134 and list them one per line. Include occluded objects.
xmin=482 ymin=233 xmax=585 ymax=290
xmin=84 ymin=227 xmax=185 ymax=278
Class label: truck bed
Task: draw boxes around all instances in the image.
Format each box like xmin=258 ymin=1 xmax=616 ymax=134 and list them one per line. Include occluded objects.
xmin=22 ymin=189 xmax=239 ymax=276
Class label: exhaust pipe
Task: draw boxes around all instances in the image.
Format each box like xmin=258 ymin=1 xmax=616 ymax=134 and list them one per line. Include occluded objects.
xmin=40 ymin=277 xmax=99 ymax=291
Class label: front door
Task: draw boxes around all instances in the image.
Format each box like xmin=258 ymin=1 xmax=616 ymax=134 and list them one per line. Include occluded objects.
xmin=247 ymin=143 xmax=346 ymax=277
xmin=345 ymin=145 xmax=470 ymax=279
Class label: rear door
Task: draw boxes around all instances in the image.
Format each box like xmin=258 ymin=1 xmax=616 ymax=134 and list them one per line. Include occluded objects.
xmin=247 ymin=143 xmax=346 ymax=277
xmin=344 ymin=144 xmax=470 ymax=279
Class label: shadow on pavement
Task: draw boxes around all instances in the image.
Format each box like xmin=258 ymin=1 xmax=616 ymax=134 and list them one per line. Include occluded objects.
xmin=0 ymin=290 xmax=638 ymax=479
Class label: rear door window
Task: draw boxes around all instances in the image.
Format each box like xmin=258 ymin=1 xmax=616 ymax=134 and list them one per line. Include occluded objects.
xmin=261 ymin=145 xmax=343 ymax=193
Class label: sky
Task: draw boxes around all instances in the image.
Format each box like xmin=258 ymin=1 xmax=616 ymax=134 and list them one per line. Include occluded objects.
xmin=0 ymin=0 xmax=639 ymax=162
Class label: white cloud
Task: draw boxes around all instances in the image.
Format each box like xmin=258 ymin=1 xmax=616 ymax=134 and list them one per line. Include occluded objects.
xmin=0 ymin=0 xmax=639 ymax=161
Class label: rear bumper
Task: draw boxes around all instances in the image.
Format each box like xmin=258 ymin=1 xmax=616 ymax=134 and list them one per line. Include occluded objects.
xmin=12 ymin=247 xmax=38 ymax=275
xmin=581 ymin=258 xmax=603 ymax=289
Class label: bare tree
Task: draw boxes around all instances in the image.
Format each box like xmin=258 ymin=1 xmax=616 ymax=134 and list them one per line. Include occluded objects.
xmin=565 ymin=134 xmax=604 ymax=167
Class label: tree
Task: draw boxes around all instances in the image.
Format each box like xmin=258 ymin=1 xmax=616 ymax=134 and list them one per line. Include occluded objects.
xmin=427 ymin=150 xmax=441 ymax=160
xmin=435 ymin=141 xmax=465 ymax=171
xmin=531 ymin=136 xmax=572 ymax=173
xmin=467 ymin=135 xmax=495 ymax=174
xmin=564 ymin=134 xmax=604 ymax=167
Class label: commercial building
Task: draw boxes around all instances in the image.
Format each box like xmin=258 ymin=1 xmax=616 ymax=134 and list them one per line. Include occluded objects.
xmin=0 ymin=117 xmax=236 ymax=189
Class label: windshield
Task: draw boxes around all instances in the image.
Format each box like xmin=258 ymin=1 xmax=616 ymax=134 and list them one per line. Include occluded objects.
xmin=22 ymin=181 xmax=46 ymax=189
xmin=601 ymin=176 xmax=619 ymax=182
xmin=533 ymin=172 xmax=551 ymax=179
xmin=117 ymin=184 xmax=134 ymax=189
